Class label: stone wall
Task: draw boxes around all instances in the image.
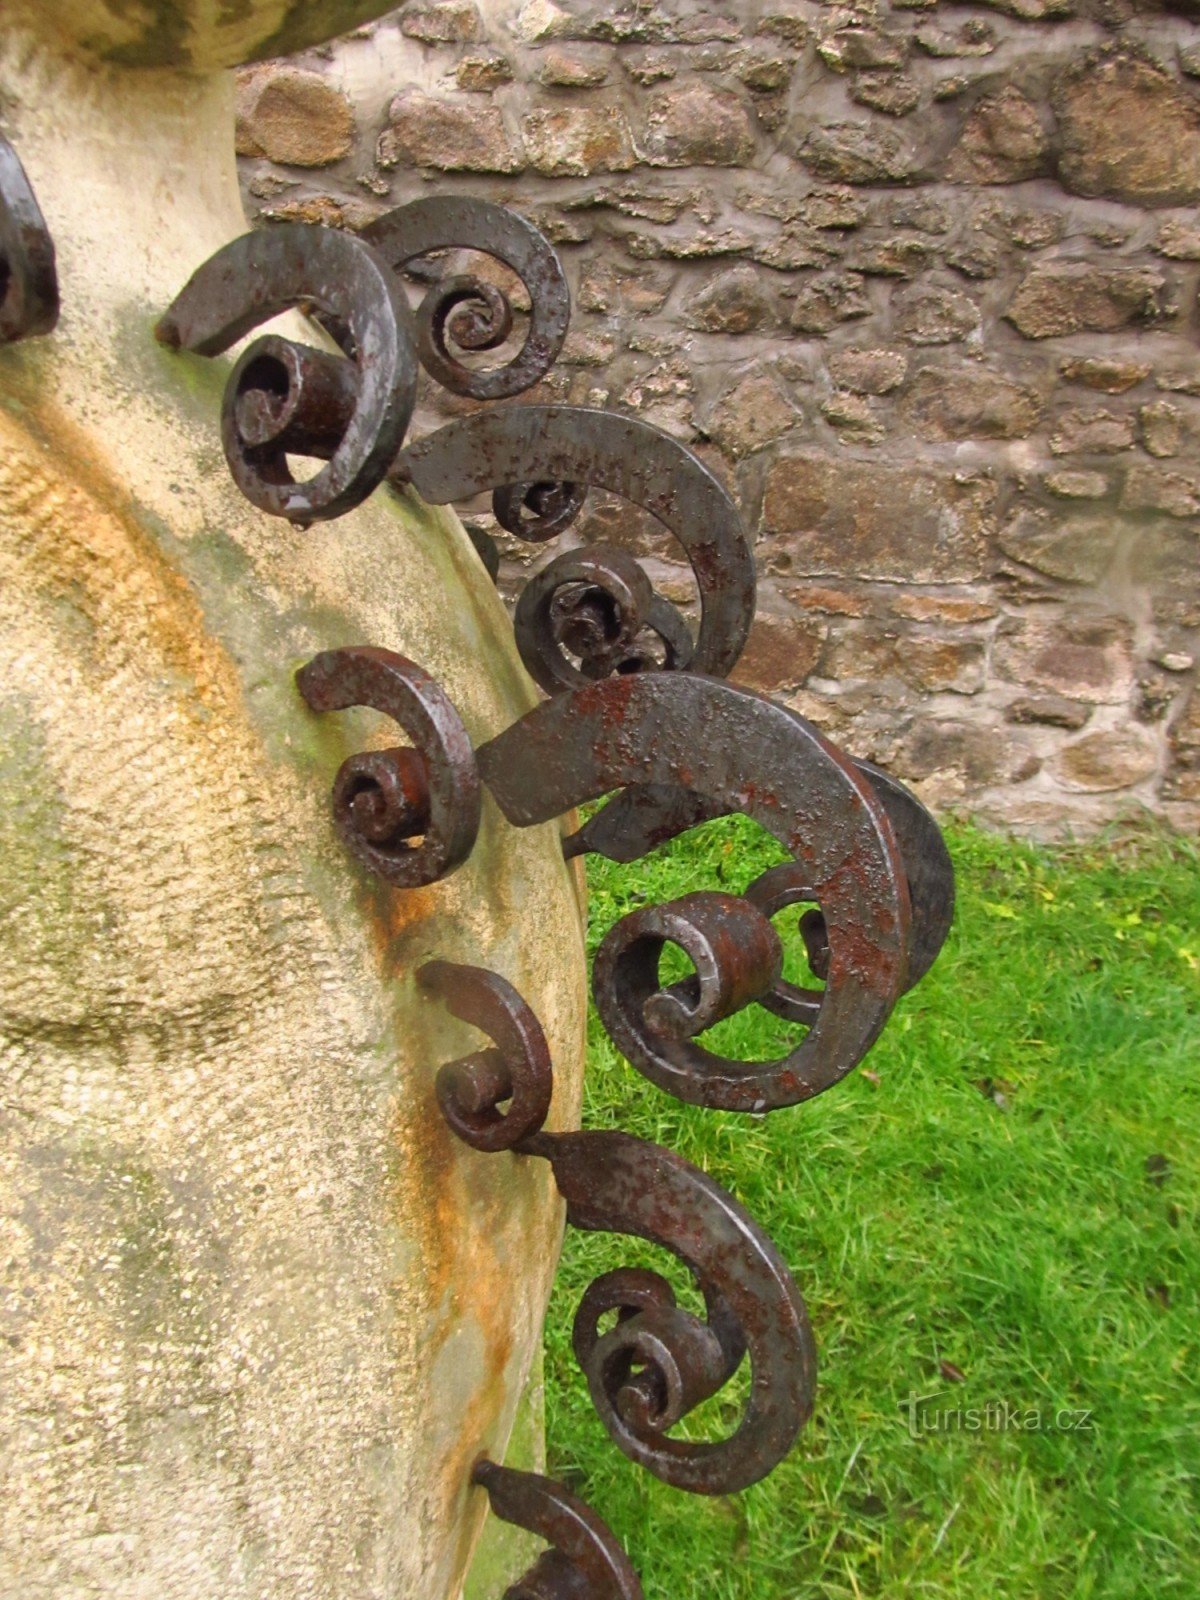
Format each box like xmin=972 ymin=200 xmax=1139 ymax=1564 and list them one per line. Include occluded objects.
xmin=235 ymin=0 xmax=1200 ymax=837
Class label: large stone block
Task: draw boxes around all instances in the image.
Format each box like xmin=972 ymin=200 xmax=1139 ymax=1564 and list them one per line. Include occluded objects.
xmin=762 ymin=455 xmax=993 ymax=582
xmin=641 ymin=83 xmax=756 ymax=166
xmin=1005 ymin=263 xmax=1169 ymax=338
xmin=378 ymin=91 xmax=524 ymax=171
xmin=945 ymin=86 xmax=1048 ymax=184
xmin=522 ymin=104 xmax=635 ymax=174
xmin=1054 ymin=49 xmax=1200 ymax=205
xmin=993 ymin=614 xmax=1135 ymax=703
xmin=902 ymin=365 xmax=1041 ymax=439
xmin=236 ymin=67 xmax=354 ymax=166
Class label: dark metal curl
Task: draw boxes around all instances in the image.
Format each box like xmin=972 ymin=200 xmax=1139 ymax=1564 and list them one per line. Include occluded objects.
xmin=419 ymin=960 xmax=552 ymax=1151
xmin=396 ymin=407 xmax=755 ymax=682
xmin=296 ymin=646 xmax=480 ymax=889
xmin=513 ymin=545 xmax=693 ymax=696
xmin=493 ymin=480 xmax=586 ymax=543
xmin=476 ymin=674 xmax=910 ymax=1112
xmin=594 ymin=892 xmax=783 ymax=1046
xmin=156 ymin=224 xmax=416 ymax=525
xmin=0 ymin=136 xmax=58 ymax=344
xmin=362 ymin=196 xmax=570 ymax=399
xmin=472 ymin=1459 xmax=643 ymax=1600
xmin=519 ymin=1127 xmax=815 ymax=1494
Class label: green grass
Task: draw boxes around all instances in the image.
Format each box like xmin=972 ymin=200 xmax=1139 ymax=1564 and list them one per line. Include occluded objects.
xmin=543 ymin=818 xmax=1200 ymax=1600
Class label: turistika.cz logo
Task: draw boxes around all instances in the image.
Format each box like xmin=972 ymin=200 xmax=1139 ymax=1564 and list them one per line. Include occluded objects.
xmin=900 ymin=1392 xmax=1096 ymax=1439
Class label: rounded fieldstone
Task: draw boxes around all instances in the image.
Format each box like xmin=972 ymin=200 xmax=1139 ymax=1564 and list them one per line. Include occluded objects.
xmin=236 ymin=68 xmax=354 ymax=167
xmin=1050 ymin=729 xmax=1160 ymax=792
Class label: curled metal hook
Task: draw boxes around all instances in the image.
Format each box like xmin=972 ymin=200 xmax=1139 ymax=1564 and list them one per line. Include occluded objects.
xmin=362 ymin=196 xmax=571 ymax=400
xmin=472 ymin=1460 xmax=643 ymax=1600
xmin=0 ymin=136 xmax=58 ymax=344
xmin=156 ymin=225 xmax=416 ymax=525
xmin=418 ymin=960 xmax=552 ymax=1151
xmin=396 ymin=406 xmax=755 ymax=684
xmin=477 ymin=674 xmax=910 ymax=1112
xmin=513 ymin=545 xmax=692 ymax=695
xmin=520 ymin=1126 xmax=815 ymax=1494
xmin=296 ymin=646 xmax=480 ymax=889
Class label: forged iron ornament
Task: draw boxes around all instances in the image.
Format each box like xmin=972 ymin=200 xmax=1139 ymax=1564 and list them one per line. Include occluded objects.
xmin=566 ymin=759 xmax=954 ymax=1022
xmin=476 ymin=673 xmax=911 ymax=1112
xmin=395 ymin=405 xmax=755 ymax=690
xmin=362 ymin=195 xmax=571 ymax=400
xmin=472 ymin=1459 xmax=643 ymax=1600
xmin=156 ymin=224 xmax=416 ymax=524
xmin=296 ymin=646 xmax=480 ymax=889
xmin=418 ymin=959 xmax=552 ymax=1151
xmin=0 ymin=135 xmax=58 ymax=343
xmin=425 ymin=966 xmax=814 ymax=1494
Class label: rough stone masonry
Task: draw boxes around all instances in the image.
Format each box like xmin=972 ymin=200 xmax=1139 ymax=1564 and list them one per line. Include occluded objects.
xmin=235 ymin=0 xmax=1200 ymax=838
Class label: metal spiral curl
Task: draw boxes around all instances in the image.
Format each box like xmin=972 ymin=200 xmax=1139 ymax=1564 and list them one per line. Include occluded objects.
xmin=513 ymin=545 xmax=694 ymax=696
xmin=296 ymin=646 xmax=480 ymax=890
xmin=477 ymin=674 xmax=912 ymax=1113
xmin=493 ymin=479 xmax=586 ymax=543
xmin=363 ymin=195 xmax=571 ymax=400
xmin=396 ymin=406 xmax=755 ymax=685
xmin=419 ymin=960 xmax=552 ymax=1152
xmin=519 ymin=1126 xmax=815 ymax=1494
xmin=156 ymin=225 xmax=417 ymax=525
xmin=472 ymin=1460 xmax=643 ymax=1600
xmin=0 ymin=136 xmax=59 ymax=344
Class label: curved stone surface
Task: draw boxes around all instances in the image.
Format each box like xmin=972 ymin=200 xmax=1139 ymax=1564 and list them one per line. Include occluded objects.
xmin=0 ymin=18 xmax=585 ymax=1600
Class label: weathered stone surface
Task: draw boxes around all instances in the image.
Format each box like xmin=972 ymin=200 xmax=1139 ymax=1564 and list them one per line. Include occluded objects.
xmin=1049 ymin=409 xmax=1136 ymax=455
xmin=801 ymin=123 xmax=920 ymax=184
xmin=399 ymin=1 xmax=481 ymax=42
xmin=1006 ymin=263 xmax=1169 ymax=339
xmin=1122 ymin=463 xmax=1200 ymax=518
xmin=1043 ymin=470 xmax=1110 ymax=499
xmin=895 ymin=719 xmax=1039 ymax=787
xmin=378 ymin=92 xmax=523 ymax=171
xmin=851 ymin=72 xmax=920 ymax=117
xmin=945 ymin=86 xmax=1048 ymax=183
xmin=706 ymin=368 xmax=797 ymax=457
xmin=1140 ymin=400 xmax=1183 ymax=458
xmin=729 ymin=609 xmax=825 ymax=691
xmin=817 ymin=27 xmax=909 ymax=74
xmin=895 ymin=283 xmax=980 ymax=343
xmin=736 ymin=51 xmax=794 ymax=93
xmin=997 ymin=510 xmax=1120 ymax=584
xmin=1055 ymin=50 xmax=1200 ymax=205
xmin=1156 ymin=218 xmax=1200 ymax=260
xmin=903 ymin=366 xmax=1041 ymax=439
xmin=522 ymin=105 xmax=634 ymax=175
xmin=685 ymin=265 xmax=773 ymax=332
xmin=456 ymin=50 xmax=513 ymax=91
xmin=763 ymin=456 xmax=992 ymax=582
xmin=235 ymin=68 xmax=354 ymax=166
xmin=994 ymin=614 xmax=1134 ymax=703
xmin=788 ymin=270 xmax=871 ymax=333
xmin=915 ymin=19 xmax=997 ymax=58
xmin=1050 ymin=728 xmax=1160 ymax=791
xmin=1006 ymin=694 xmax=1092 ymax=729
xmin=641 ymin=84 xmax=756 ymax=166
xmin=821 ymin=391 xmax=885 ymax=443
xmin=538 ymin=45 xmax=610 ymax=86
xmin=827 ymin=348 xmax=908 ymax=394
xmin=1059 ymin=356 xmax=1150 ymax=394
xmin=892 ymin=592 xmax=998 ymax=622
xmin=900 ymin=635 xmax=988 ymax=693
xmin=845 ymin=235 xmax=932 ymax=277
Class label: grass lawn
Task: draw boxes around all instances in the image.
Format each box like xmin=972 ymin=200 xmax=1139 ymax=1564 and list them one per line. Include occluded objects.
xmin=542 ymin=817 xmax=1199 ymax=1600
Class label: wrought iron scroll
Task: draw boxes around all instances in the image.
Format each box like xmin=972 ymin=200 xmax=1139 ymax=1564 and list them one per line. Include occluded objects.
xmin=395 ymin=406 xmax=755 ymax=690
xmin=0 ymin=136 xmax=58 ymax=344
xmin=362 ymin=195 xmax=571 ymax=400
xmin=156 ymin=225 xmax=417 ymax=524
xmin=296 ymin=646 xmax=480 ymax=889
xmin=472 ymin=1460 xmax=643 ymax=1600
xmin=476 ymin=673 xmax=912 ymax=1113
xmin=424 ymin=964 xmax=815 ymax=1496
